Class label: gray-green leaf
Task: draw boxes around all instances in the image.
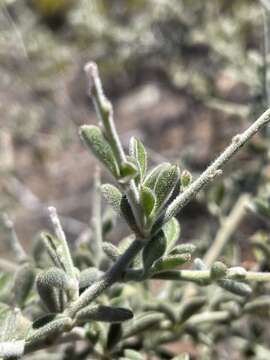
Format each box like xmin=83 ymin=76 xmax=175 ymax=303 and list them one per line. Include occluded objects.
xmin=154 ymin=164 xmax=180 ymax=213
xmin=129 ymin=137 xmax=147 ymax=181
xmin=101 ymin=184 xmax=122 ymax=213
xmin=143 ymin=231 xmax=167 ymax=273
xmin=140 ymin=185 xmax=156 ymax=219
xmin=80 ymin=125 xmax=120 ymax=177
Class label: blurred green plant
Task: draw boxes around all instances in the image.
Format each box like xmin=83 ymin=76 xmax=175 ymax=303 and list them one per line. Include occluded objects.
xmin=1 ymin=62 xmax=270 ymax=359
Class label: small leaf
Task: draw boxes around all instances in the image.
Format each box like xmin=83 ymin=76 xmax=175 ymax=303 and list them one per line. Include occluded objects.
xmin=80 ymin=125 xmax=119 ymax=177
xmin=129 ymin=137 xmax=147 ymax=181
xmin=32 ymin=314 xmax=57 ymax=329
xmin=210 ymin=262 xmax=228 ymax=280
xmin=179 ymin=296 xmax=206 ymax=323
xmin=102 ymin=208 xmax=117 ymax=235
xmin=218 ymin=279 xmax=252 ymax=297
xmin=26 ymin=317 xmax=72 ymax=351
xmin=79 ymin=267 xmax=103 ymax=290
xmin=169 ymin=243 xmax=196 ymax=255
xmin=120 ymin=196 xmax=140 ymax=233
xmin=101 ymin=184 xmax=122 ymax=213
xmin=243 ymin=296 xmax=270 ymax=315
xmin=102 ymin=242 xmax=121 ymax=262
xmin=143 ymin=302 xmax=176 ymax=323
xmin=194 ymin=258 xmax=207 ymax=270
xmin=76 ymin=305 xmax=133 ymax=323
xmin=151 ymin=254 xmax=191 ymax=273
xmin=36 ymin=267 xmax=74 ymax=312
xmin=14 ymin=263 xmax=36 ymax=307
xmin=140 ymin=185 xmax=156 ymax=219
xmin=119 ymin=161 xmax=139 ymax=184
xmin=143 ymin=231 xmax=167 ymax=273
xmin=106 ymin=323 xmax=122 ymax=350
xmin=123 ymin=312 xmax=164 ymax=339
xmin=41 ymin=232 xmax=62 ymax=268
xmin=144 ymin=162 xmax=171 ymax=190
xmin=180 ymin=170 xmax=192 ymax=188
xmin=154 ymin=164 xmax=180 ymax=213
xmin=162 ymin=217 xmax=181 ymax=251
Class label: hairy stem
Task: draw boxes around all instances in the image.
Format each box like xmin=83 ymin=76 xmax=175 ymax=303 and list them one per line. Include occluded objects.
xmin=152 ymin=269 xmax=270 ymax=283
xmin=203 ymin=194 xmax=250 ymax=267
xmin=67 ymin=238 xmax=144 ymax=317
xmin=2 ymin=213 xmax=27 ymax=263
xmin=84 ymin=62 xmax=143 ymax=232
xmin=159 ymin=107 xmax=270 ymax=226
xmin=91 ymin=167 xmax=103 ymax=266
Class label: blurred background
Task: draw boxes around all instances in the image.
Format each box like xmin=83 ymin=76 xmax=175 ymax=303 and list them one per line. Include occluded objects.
xmin=0 ymin=0 xmax=269 ymax=261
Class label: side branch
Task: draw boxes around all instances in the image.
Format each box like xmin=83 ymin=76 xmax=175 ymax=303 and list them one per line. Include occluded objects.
xmin=161 ymin=107 xmax=270 ymax=225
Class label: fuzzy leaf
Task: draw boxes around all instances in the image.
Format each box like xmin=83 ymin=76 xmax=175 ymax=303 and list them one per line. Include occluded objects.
xmin=169 ymin=243 xmax=196 ymax=255
xmin=26 ymin=316 xmax=72 ymax=351
xmin=102 ymin=242 xmax=121 ymax=262
xmin=106 ymin=323 xmax=122 ymax=350
xmin=32 ymin=314 xmax=57 ymax=329
xmin=179 ymin=296 xmax=206 ymax=323
xmin=76 ymin=305 xmax=133 ymax=323
xmin=120 ymin=196 xmax=139 ymax=233
xmin=143 ymin=231 xmax=167 ymax=273
xmin=101 ymin=184 xmax=122 ymax=213
xmin=143 ymin=302 xmax=176 ymax=323
xmin=41 ymin=232 xmax=62 ymax=268
xmin=154 ymin=164 xmax=180 ymax=213
xmin=210 ymin=262 xmax=228 ymax=280
xmin=218 ymin=279 xmax=252 ymax=297
xmin=102 ymin=208 xmax=117 ymax=235
xmin=123 ymin=312 xmax=164 ymax=339
xmin=140 ymin=185 xmax=156 ymax=219
xmin=243 ymin=296 xmax=270 ymax=315
xmin=180 ymin=170 xmax=192 ymax=188
xmin=129 ymin=137 xmax=147 ymax=181
xmin=80 ymin=125 xmax=119 ymax=177
xmin=162 ymin=217 xmax=181 ymax=251
xmin=151 ymin=254 xmax=191 ymax=273
xmin=119 ymin=161 xmax=139 ymax=184
xmin=14 ymin=263 xmax=35 ymax=307
xmin=36 ymin=267 xmax=74 ymax=312
xmin=143 ymin=162 xmax=171 ymax=190
xmin=79 ymin=267 xmax=103 ymax=290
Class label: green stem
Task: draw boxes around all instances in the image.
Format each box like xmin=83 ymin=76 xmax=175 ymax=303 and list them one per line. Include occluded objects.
xmin=152 ymin=269 xmax=270 ymax=283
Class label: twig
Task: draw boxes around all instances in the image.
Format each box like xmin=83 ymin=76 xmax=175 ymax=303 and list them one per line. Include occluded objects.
xmin=159 ymin=107 xmax=270 ymax=227
xmin=66 ymin=238 xmax=144 ymax=318
xmin=48 ymin=207 xmax=78 ymax=295
xmin=90 ymin=167 xmax=103 ymax=265
xmin=2 ymin=213 xmax=27 ymax=262
xmin=0 ymin=258 xmax=17 ymax=272
xmin=203 ymin=194 xmax=250 ymax=267
xmin=152 ymin=269 xmax=270 ymax=282
xmin=84 ymin=62 xmax=143 ymax=232
xmin=183 ymin=194 xmax=250 ymax=299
